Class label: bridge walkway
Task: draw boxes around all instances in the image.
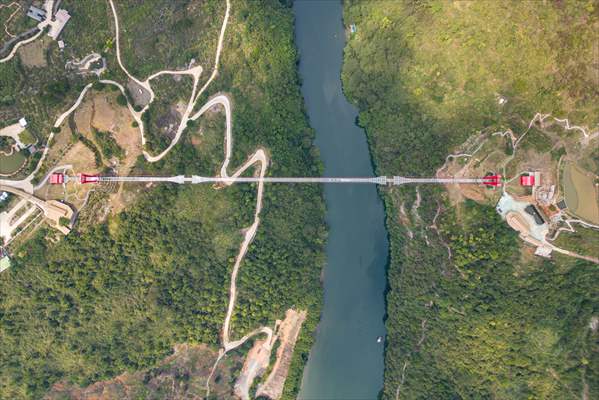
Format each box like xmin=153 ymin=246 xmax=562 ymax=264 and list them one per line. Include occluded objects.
xmin=97 ymin=175 xmax=489 ymax=186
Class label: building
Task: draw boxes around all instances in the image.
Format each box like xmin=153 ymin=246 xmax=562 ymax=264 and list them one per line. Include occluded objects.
xmin=18 ymin=117 xmax=27 ymax=128
xmin=520 ymin=174 xmax=535 ymax=186
xmin=50 ymin=173 xmax=64 ymax=184
xmin=536 ymin=184 xmax=555 ymax=205
xmin=524 ymin=204 xmax=546 ymax=225
xmin=0 ymin=247 xmax=9 ymax=272
xmin=557 ymin=199 xmax=567 ymax=210
xmin=0 ymin=256 xmax=10 ymax=273
xmin=26 ymin=5 xmax=46 ymax=22
xmin=48 ymin=9 xmax=71 ymax=40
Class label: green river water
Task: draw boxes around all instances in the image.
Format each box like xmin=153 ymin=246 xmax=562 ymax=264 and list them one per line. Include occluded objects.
xmin=295 ymin=1 xmax=389 ymax=399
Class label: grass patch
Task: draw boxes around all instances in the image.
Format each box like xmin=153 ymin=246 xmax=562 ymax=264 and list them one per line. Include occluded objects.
xmin=554 ymin=226 xmax=599 ymax=259
xmin=0 ymin=150 xmax=26 ymax=174
xmin=518 ymin=127 xmax=554 ymax=153
xmin=18 ymin=129 xmax=36 ymax=145
xmin=343 ymin=0 xmax=599 ymax=175
xmin=60 ymin=0 xmax=113 ymax=59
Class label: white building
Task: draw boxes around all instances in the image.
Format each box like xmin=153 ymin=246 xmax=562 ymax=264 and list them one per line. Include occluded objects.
xmin=48 ymin=9 xmax=71 ymax=40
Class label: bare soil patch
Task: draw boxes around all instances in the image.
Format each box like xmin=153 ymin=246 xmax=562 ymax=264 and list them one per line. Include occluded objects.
xmin=89 ymin=93 xmax=117 ymax=132
xmin=18 ymin=36 xmax=50 ymax=67
xmin=35 ymin=128 xmax=100 ymax=210
xmin=73 ymin=97 xmax=94 ymax=137
xmin=235 ymin=339 xmax=271 ymax=400
xmin=62 ymin=142 xmax=98 ymax=173
xmin=50 ymin=142 xmax=99 ymax=210
xmin=73 ymin=90 xmax=143 ymax=214
xmin=97 ymin=92 xmax=142 ymax=213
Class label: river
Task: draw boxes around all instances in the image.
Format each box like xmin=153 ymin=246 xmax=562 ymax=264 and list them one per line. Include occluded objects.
xmin=294 ymin=1 xmax=389 ymax=399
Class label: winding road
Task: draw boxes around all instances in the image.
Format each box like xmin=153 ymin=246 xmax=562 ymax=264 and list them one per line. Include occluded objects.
xmin=108 ymin=0 xmax=230 ymax=163
xmin=2 ymin=4 xmax=598 ymax=399
xmin=107 ymin=0 xmax=277 ymax=392
xmin=3 ymin=1 xmax=271 ymax=373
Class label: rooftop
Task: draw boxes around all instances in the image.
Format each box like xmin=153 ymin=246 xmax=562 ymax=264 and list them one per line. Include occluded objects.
xmin=48 ymin=9 xmax=71 ymax=40
xmin=520 ymin=174 xmax=535 ymax=186
xmin=0 ymin=256 xmax=10 ymax=273
xmin=26 ymin=5 xmax=46 ymax=22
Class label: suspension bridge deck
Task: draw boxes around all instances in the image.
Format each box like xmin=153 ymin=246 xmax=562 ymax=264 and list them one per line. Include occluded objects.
xmin=85 ymin=175 xmax=499 ymax=186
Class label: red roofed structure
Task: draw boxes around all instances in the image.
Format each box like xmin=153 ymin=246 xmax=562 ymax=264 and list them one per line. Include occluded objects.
xmin=80 ymin=174 xmax=100 ymax=184
xmin=482 ymin=174 xmax=502 ymax=186
xmin=520 ymin=175 xmax=535 ymax=186
xmin=49 ymin=173 xmax=64 ymax=184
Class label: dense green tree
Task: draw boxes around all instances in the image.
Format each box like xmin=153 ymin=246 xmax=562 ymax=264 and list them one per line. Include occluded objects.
xmin=342 ymin=1 xmax=599 ymax=398
xmin=0 ymin=2 xmax=325 ymax=400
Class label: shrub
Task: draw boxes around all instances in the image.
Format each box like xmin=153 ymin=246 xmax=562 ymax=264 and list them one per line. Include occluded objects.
xmin=92 ymin=81 xmax=106 ymax=91
xmin=116 ymin=94 xmax=128 ymax=106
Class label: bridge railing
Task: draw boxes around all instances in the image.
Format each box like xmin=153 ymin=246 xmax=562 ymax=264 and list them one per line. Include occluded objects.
xmin=65 ymin=174 xmax=497 ymax=186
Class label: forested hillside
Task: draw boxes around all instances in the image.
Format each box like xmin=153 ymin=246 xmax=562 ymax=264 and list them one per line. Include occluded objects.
xmin=342 ymin=0 xmax=598 ymax=398
xmin=0 ymin=1 xmax=325 ymax=398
